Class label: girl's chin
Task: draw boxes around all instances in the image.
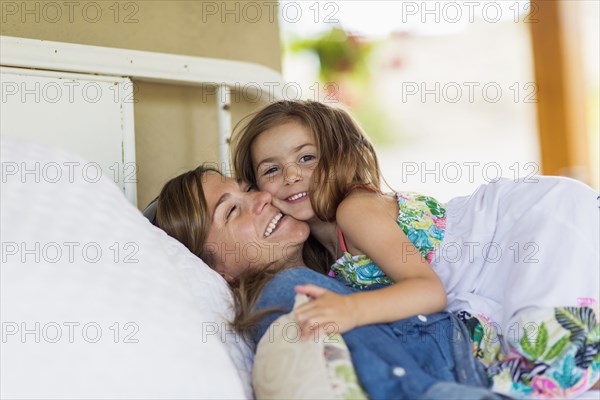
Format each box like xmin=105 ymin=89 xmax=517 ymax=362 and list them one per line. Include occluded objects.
xmin=286 ymin=207 xmax=315 ymax=222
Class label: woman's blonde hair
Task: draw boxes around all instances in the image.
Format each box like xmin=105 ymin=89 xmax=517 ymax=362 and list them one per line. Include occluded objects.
xmin=230 ymin=100 xmax=382 ymax=270
xmin=155 ymin=165 xmax=283 ymax=341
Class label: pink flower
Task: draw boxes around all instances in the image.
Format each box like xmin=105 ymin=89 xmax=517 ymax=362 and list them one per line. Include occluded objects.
xmin=532 ymin=376 xmax=564 ymax=398
xmin=435 ymin=218 xmax=446 ymax=229
xmin=477 ymin=313 xmax=492 ymax=324
xmin=426 ymin=250 xmax=435 ymax=263
xmin=577 ymin=297 xmax=597 ymax=307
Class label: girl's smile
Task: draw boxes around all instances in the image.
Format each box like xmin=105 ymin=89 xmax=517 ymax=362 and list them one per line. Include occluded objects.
xmin=285 ymin=191 xmax=309 ymax=203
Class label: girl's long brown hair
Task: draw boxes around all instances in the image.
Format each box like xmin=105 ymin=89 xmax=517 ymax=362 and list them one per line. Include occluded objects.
xmin=230 ymin=100 xmax=382 ymax=271
xmin=155 ymin=165 xmax=283 ymax=342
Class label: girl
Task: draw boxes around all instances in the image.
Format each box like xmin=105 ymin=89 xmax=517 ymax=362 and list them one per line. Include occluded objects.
xmin=230 ymin=100 xmax=600 ymax=399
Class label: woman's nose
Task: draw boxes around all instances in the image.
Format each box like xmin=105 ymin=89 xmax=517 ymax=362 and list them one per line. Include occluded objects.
xmin=283 ymin=164 xmax=302 ymax=185
xmin=251 ymin=190 xmax=272 ymax=214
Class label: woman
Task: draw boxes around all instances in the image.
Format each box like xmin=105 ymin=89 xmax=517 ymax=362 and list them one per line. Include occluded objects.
xmin=149 ymin=165 xmax=500 ymax=399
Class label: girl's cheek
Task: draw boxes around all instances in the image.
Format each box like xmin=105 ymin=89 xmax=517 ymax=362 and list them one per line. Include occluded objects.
xmin=303 ymin=166 xmax=316 ymax=182
xmin=255 ymin=177 xmax=266 ymax=191
xmin=261 ymin=180 xmax=281 ymax=196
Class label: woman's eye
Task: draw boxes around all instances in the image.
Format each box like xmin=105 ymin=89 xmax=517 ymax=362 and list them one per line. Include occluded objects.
xmin=299 ymin=155 xmax=316 ymax=163
xmin=226 ymin=205 xmax=237 ymax=220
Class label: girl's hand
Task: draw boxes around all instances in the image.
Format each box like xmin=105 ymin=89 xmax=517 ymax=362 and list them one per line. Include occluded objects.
xmin=293 ymin=284 xmax=359 ymax=341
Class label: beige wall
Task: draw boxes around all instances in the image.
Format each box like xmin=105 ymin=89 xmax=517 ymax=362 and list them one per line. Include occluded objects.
xmin=1 ymin=0 xmax=281 ymax=207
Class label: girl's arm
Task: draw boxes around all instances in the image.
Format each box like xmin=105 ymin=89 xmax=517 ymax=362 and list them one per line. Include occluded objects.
xmin=294 ymin=192 xmax=447 ymax=338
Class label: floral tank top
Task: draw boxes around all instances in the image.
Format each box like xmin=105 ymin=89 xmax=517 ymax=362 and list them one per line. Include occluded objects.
xmin=329 ymin=192 xmax=447 ymax=290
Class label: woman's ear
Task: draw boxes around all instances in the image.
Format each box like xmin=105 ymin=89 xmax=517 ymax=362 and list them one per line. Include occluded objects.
xmin=221 ymin=272 xmax=235 ymax=283
xmin=214 ymin=265 xmax=232 ymax=282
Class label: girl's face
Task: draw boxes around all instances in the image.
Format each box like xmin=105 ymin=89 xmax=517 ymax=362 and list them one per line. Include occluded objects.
xmin=202 ymin=171 xmax=309 ymax=282
xmin=251 ymin=121 xmax=319 ymax=223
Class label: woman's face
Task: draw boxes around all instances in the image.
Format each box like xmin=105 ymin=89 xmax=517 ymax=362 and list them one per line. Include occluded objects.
xmin=251 ymin=121 xmax=318 ymax=223
xmin=201 ymin=171 xmax=309 ymax=282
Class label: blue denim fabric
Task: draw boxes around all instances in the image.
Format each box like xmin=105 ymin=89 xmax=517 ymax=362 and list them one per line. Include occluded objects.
xmin=252 ymin=267 xmax=501 ymax=400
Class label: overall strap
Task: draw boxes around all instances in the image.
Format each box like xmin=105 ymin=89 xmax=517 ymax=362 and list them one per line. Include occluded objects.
xmin=337 ymin=226 xmax=349 ymax=253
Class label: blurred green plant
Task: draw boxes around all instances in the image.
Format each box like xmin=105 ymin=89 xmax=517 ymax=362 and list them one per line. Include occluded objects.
xmin=287 ymin=27 xmax=373 ymax=82
xmin=284 ymin=28 xmax=397 ymax=145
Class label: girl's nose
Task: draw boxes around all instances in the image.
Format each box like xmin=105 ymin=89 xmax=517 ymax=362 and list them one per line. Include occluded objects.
xmin=283 ymin=164 xmax=302 ymax=185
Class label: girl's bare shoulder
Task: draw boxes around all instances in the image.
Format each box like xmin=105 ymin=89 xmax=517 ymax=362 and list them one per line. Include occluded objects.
xmin=336 ymin=190 xmax=398 ymax=225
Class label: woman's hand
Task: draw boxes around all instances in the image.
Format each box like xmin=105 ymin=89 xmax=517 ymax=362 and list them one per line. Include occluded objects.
xmin=293 ymin=284 xmax=359 ymax=341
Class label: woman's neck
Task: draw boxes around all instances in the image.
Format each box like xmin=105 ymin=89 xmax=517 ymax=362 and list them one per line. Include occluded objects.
xmin=308 ymin=219 xmax=341 ymax=259
xmin=275 ymin=245 xmax=306 ymax=270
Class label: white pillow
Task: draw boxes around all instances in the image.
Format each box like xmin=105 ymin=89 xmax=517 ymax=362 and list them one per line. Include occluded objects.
xmin=0 ymin=137 xmax=252 ymax=399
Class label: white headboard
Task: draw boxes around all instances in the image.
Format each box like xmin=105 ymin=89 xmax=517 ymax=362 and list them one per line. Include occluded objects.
xmin=0 ymin=35 xmax=285 ymax=205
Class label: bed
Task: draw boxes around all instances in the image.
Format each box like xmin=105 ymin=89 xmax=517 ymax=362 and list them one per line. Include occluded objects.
xmin=1 ymin=136 xmax=255 ymax=398
xmin=0 ymin=35 xmax=275 ymax=399
xmin=1 ymin=36 xmax=598 ymax=400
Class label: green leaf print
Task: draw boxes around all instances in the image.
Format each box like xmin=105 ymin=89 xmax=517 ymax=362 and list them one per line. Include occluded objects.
xmin=520 ymin=327 xmax=537 ymax=359
xmin=521 ymin=374 xmax=533 ymax=386
xmin=555 ymin=308 xmax=591 ymax=348
xmin=473 ymin=324 xmax=484 ymax=346
xmin=520 ymin=323 xmax=549 ymax=360
xmin=335 ymin=364 xmax=355 ymax=381
xmin=344 ymin=387 xmax=368 ymax=400
xmin=335 ymin=365 xmax=368 ymax=400
xmin=535 ymin=323 xmax=549 ymax=358
xmin=581 ymin=307 xmax=597 ymax=331
xmin=592 ymin=324 xmax=600 ymax=343
xmin=401 ymin=209 xmax=421 ymax=220
xmin=544 ymin=335 xmax=570 ymax=361
xmin=424 ymin=199 xmax=445 ymax=217
xmin=354 ymin=257 xmax=372 ymax=267
xmin=579 ymin=307 xmax=599 ymax=342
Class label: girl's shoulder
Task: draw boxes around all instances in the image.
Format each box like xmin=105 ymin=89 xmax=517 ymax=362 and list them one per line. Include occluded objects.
xmin=339 ymin=188 xmax=388 ymax=206
xmin=335 ymin=190 xmax=400 ymax=256
xmin=336 ymin=190 xmax=397 ymax=226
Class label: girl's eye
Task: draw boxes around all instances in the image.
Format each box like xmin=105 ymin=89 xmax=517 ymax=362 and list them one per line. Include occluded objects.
xmin=299 ymin=155 xmax=316 ymax=163
xmin=262 ymin=166 xmax=278 ymax=176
